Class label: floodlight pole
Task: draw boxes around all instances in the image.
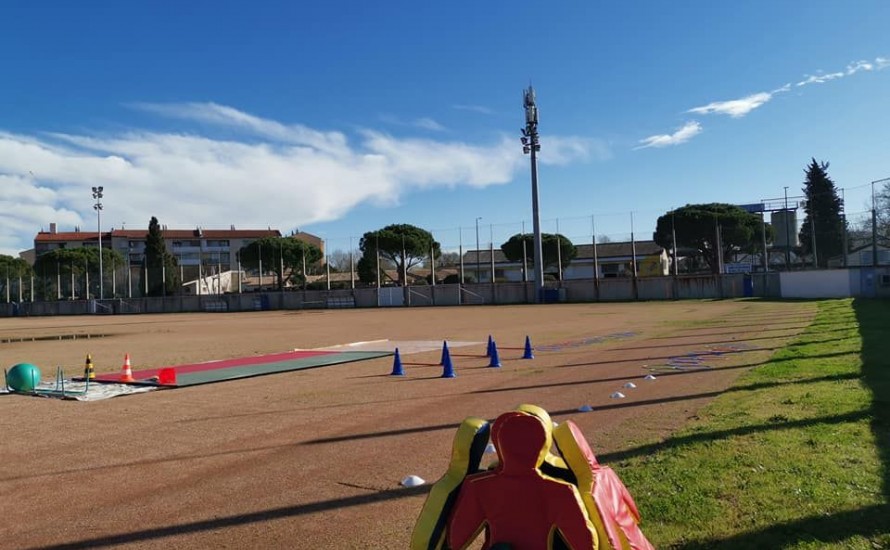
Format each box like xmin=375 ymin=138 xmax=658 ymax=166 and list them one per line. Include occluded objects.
xmin=522 ymin=85 xmax=544 ymax=302
xmin=91 ymin=186 xmax=104 ymax=299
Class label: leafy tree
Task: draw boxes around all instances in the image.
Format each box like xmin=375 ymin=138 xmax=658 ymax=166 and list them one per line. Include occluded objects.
xmin=0 ymin=255 xmax=33 ymax=300
xmin=654 ymin=204 xmax=771 ymax=274
xmin=32 ymin=247 xmax=124 ymax=299
xmin=142 ymin=217 xmax=179 ymax=296
xmin=357 ymin=224 xmax=440 ymax=286
xmin=799 ymin=159 xmax=845 ymax=267
xmin=239 ymin=236 xmax=322 ymax=289
xmin=500 ymin=233 xmax=577 ymax=275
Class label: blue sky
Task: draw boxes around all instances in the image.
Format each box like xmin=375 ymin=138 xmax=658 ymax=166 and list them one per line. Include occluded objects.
xmin=2 ymin=1 xmax=889 ymax=256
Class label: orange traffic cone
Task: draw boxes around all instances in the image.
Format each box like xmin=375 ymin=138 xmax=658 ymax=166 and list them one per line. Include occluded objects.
xmin=120 ymin=354 xmax=135 ymax=383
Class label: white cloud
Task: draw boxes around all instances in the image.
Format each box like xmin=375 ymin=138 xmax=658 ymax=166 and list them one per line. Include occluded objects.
xmin=793 ymin=56 xmax=888 ymax=87
xmin=635 ymin=121 xmax=702 ymax=150
xmin=796 ymin=71 xmax=845 ymax=86
xmin=453 ymin=104 xmax=494 ymax=115
xmin=413 ymin=117 xmax=446 ymax=131
xmin=378 ymin=113 xmax=447 ymax=132
xmin=687 ymin=92 xmax=774 ymax=118
xmin=0 ymin=103 xmax=601 ymax=255
xmin=846 ymin=60 xmax=874 ymax=74
xmin=130 ymin=102 xmax=350 ymax=156
xmin=542 ymin=136 xmax=612 ymax=163
xmin=682 ymin=56 xmax=887 ymax=126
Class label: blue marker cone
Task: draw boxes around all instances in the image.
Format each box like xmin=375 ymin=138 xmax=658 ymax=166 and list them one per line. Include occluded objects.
xmin=486 ymin=335 xmax=494 ymax=357
xmin=441 ymin=346 xmax=456 ymax=378
xmin=488 ymin=340 xmax=502 ymax=368
xmin=391 ymin=348 xmax=405 ymax=376
xmin=522 ymin=336 xmax=534 ymax=360
xmin=440 ymin=340 xmax=449 ymax=365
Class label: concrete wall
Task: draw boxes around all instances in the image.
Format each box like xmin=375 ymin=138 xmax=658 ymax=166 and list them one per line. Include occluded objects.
xmin=780 ymin=270 xmax=852 ymax=298
xmin=4 ymin=269 xmax=886 ymax=317
xmin=598 ymin=279 xmax=635 ymax=301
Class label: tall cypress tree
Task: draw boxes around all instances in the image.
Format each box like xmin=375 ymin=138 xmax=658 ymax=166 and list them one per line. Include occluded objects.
xmin=798 ymin=159 xmax=845 ymax=268
xmin=142 ymin=217 xmax=179 ymax=296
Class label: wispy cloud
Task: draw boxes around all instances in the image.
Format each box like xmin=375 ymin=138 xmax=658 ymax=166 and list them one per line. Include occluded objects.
xmin=453 ymin=104 xmax=494 ymax=115
xmin=413 ymin=117 xmax=446 ymax=131
xmin=795 ymin=56 xmax=888 ymax=87
xmin=0 ymin=103 xmax=598 ymax=254
xmin=687 ymin=92 xmax=774 ymax=118
xmin=686 ymin=56 xmax=887 ymax=121
xmin=635 ymin=121 xmax=702 ymax=149
xmin=638 ymin=55 xmax=887 ymax=152
xmin=130 ymin=102 xmax=350 ymax=155
xmin=796 ymin=71 xmax=845 ymax=86
xmin=378 ymin=113 xmax=447 ymax=131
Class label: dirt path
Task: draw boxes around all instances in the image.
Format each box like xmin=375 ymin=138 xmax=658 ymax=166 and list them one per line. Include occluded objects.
xmin=0 ymin=301 xmax=816 ymax=549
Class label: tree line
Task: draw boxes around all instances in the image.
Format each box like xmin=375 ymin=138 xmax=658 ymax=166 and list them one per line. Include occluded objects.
xmin=3 ymin=158 xmax=887 ymax=300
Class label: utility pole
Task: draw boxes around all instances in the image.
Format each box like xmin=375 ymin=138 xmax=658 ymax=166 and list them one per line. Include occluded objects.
xmin=872 ymin=178 xmax=889 ymax=267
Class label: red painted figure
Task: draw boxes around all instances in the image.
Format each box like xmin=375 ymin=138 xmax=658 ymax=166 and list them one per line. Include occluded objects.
xmin=447 ymin=411 xmax=598 ymax=550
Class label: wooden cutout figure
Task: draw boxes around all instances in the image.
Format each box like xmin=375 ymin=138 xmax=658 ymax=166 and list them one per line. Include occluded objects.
xmin=447 ymin=412 xmax=598 ymax=550
xmin=553 ymin=420 xmax=654 ymax=550
xmin=411 ymin=417 xmax=491 ymax=550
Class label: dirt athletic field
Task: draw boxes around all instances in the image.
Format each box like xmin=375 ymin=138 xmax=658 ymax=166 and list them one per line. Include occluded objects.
xmin=0 ymin=300 xmax=816 ymax=549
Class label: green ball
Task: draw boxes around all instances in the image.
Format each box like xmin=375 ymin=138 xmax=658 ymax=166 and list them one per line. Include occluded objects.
xmin=7 ymin=363 xmax=41 ymax=392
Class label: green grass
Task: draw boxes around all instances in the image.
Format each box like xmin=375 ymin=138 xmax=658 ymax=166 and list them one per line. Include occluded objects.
xmin=612 ymin=299 xmax=890 ymax=549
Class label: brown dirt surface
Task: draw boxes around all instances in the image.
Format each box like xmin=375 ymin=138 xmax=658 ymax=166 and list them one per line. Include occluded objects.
xmin=0 ymin=300 xmax=816 ymax=549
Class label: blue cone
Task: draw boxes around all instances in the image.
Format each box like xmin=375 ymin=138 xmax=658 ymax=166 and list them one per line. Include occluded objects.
xmin=440 ymin=340 xmax=450 ymax=365
xmin=488 ymin=340 xmax=502 ymax=368
xmin=441 ymin=346 xmax=456 ymax=378
xmin=486 ymin=335 xmax=493 ymax=357
xmin=391 ymin=348 xmax=405 ymax=376
xmin=522 ymin=336 xmax=534 ymax=360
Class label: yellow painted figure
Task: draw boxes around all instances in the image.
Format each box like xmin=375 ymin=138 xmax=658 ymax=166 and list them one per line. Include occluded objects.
xmin=411 ymin=417 xmax=491 ymax=550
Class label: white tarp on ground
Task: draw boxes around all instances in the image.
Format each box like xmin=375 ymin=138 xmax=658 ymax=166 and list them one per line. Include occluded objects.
xmin=311 ymin=339 xmax=482 ymax=355
xmin=0 ymin=380 xmax=159 ymax=401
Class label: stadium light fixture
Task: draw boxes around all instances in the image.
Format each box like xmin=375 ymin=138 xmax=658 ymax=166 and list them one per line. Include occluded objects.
xmin=91 ymin=186 xmax=104 ymax=299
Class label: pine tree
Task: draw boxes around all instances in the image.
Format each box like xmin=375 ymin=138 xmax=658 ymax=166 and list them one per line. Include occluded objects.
xmin=798 ymin=159 xmax=845 ymax=268
xmin=142 ymin=217 xmax=179 ymax=296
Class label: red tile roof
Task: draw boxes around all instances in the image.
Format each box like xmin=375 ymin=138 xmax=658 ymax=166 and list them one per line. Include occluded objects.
xmin=35 ymin=228 xmax=282 ymax=242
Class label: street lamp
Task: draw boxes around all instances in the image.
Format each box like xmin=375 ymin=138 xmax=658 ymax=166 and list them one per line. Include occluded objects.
xmin=92 ymin=186 xmax=104 ymax=299
xmin=475 ymin=217 xmax=482 ymax=282
xmin=522 ymin=86 xmax=544 ymax=302
xmin=783 ymin=186 xmax=791 ymax=268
